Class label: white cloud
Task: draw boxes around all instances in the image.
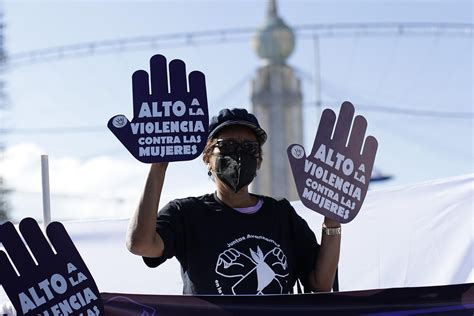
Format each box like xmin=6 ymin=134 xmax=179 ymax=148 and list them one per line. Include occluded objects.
xmin=1 ymin=143 xmax=215 ymax=222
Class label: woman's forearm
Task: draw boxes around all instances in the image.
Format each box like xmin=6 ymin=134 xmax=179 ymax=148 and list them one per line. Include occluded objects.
xmin=126 ymin=163 xmax=168 ymax=257
xmin=311 ymin=218 xmax=341 ymax=292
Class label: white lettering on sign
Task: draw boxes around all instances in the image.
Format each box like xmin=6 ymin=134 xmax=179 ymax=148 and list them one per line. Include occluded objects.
xmin=189 ymin=108 xmax=204 ymax=115
xmin=18 ymin=262 xmax=101 ymax=315
xmin=19 ymin=274 xmax=68 ymax=314
xmin=314 ymin=144 xmax=354 ymax=176
xmin=130 ymin=121 xmax=205 ymax=135
xmin=138 ymin=101 xmax=187 ymax=118
xmin=42 ymin=287 xmax=99 ymax=316
xmin=302 ymin=186 xmax=350 ymax=220
xmin=139 ymin=145 xmax=198 ymax=157
xmin=304 ymin=159 xmax=361 ymax=201
xmin=138 ymin=136 xmax=181 ymax=145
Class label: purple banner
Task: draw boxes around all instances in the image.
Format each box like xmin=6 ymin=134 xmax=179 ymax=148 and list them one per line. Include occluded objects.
xmin=102 ymin=283 xmax=473 ymax=316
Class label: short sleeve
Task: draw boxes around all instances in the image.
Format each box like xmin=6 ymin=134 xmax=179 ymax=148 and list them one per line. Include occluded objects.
xmin=143 ymin=200 xmax=185 ymax=268
xmin=279 ymin=199 xmax=320 ymax=292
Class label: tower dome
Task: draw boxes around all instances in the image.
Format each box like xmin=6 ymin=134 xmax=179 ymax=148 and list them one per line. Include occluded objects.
xmin=252 ymin=0 xmax=295 ymax=64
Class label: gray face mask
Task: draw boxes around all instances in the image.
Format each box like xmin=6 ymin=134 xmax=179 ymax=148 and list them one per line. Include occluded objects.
xmin=214 ymin=153 xmax=257 ymax=193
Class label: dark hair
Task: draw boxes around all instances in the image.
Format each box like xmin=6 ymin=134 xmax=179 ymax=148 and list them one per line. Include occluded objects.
xmin=202 ymin=138 xmax=218 ymax=164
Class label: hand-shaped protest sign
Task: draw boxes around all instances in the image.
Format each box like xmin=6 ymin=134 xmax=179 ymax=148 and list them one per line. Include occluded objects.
xmin=288 ymin=102 xmax=378 ymax=223
xmin=0 ymin=218 xmax=103 ymax=315
xmin=108 ymin=54 xmax=209 ymax=163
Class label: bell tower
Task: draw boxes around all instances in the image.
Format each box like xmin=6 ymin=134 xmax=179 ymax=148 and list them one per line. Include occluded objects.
xmin=251 ymin=0 xmax=303 ymax=200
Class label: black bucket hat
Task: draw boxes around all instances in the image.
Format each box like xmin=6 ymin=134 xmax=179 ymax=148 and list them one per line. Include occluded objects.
xmin=208 ymin=108 xmax=267 ymax=144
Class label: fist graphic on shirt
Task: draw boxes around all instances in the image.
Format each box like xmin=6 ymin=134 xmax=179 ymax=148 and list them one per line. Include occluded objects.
xmin=215 ymin=248 xmax=254 ymax=278
xmin=264 ymin=247 xmax=288 ymax=276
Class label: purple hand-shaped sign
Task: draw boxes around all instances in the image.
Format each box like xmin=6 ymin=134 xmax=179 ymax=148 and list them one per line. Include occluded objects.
xmin=108 ymin=54 xmax=209 ymax=163
xmin=0 ymin=218 xmax=103 ymax=315
xmin=288 ymin=102 xmax=378 ymax=223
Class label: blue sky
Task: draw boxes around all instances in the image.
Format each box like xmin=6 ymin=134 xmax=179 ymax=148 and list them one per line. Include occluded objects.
xmin=1 ymin=0 xmax=472 ymax=221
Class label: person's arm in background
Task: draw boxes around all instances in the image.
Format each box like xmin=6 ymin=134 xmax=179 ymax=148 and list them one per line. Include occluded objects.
xmin=126 ymin=163 xmax=168 ymax=258
xmin=310 ymin=217 xmax=341 ymax=292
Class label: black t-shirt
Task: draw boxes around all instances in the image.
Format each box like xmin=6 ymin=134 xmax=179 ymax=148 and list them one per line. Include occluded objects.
xmin=143 ymin=193 xmax=320 ymax=295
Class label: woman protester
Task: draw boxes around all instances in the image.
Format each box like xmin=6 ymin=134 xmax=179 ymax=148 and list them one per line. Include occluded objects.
xmin=126 ymin=108 xmax=341 ymax=295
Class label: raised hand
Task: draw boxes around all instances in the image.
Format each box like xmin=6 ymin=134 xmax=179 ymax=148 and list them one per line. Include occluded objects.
xmin=287 ymin=101 xmax=378 ymax=223
xmin=0 ymin=218 xmax=103 ymax=315
xmin=108 ymin=54 xmax=209 ymax=163
xmin=215 ymin=248 xmax=255 ymax=278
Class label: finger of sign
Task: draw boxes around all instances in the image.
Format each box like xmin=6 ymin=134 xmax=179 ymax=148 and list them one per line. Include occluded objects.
xmin=0 ymin=251 xmax=19 ymax=283
xmin=347 ymin=115 xmax=367 ymax=154
xmin=169 ymin=59 xmax=188 ymax=95
xmin=0 ymin=222 xmax=36 ymax=275
xmin=189 ymin=71 xmax=207 ymax=98
xmin=150 ymin=54 xmax=169 ymax=95
xmin=132 ymin=70 xmax=149 ymax=117
xmin=46 ymin=222 xmax=78 ymax=258
xmin=361 ymin=136 xmax=378 ymax=168
xmin=313 ymin=108 xmax=336 ymax=152
xmin=19 ymin=218 xmax=55 ymax=265
xmin=332 ymin=101 xmax=355 ymax=147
